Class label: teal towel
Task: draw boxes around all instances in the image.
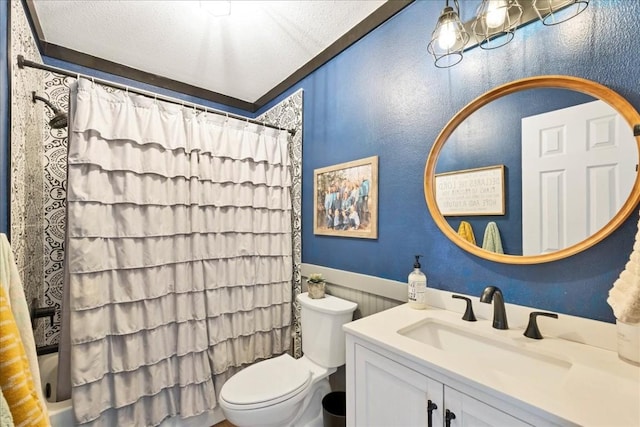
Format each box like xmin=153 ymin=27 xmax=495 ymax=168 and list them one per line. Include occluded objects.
xmin=482 ymin=222 xmax=504 ymax=254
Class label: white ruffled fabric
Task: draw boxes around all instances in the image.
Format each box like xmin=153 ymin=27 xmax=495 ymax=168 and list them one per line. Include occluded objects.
xmin=67 ymin=79 xmax=292 ymax=426
xmin=68 ymin=257 xmax=292 ymax=309
xmin=67 ymin=203 xmax=291 ymax=237
xmin=68 ymin=166 xmax=291 ymax=209
xmin=67 ymin=233 xmax=291 ymax=273
xmin=608 ymin=212 xmax=640 ymax=323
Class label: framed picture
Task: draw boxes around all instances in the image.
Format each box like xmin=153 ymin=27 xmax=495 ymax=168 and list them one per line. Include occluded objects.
xmin=435 ymin=165 xmax=505 ymax=216
xmin=313 ymin=156 xmax=378 ymax=239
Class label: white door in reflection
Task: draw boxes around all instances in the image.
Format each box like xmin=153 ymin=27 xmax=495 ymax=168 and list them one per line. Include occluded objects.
xmin=522 ymin=100 xmax=637 ymax=255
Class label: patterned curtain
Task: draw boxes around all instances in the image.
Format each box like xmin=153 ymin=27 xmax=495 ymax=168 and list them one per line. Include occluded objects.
xmin=64 ymin=78 xmax=292 ymax=426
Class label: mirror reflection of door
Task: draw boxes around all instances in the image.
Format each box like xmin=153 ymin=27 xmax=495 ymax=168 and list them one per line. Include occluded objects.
xmin=521 ymin=100 xmax=637 ymax=255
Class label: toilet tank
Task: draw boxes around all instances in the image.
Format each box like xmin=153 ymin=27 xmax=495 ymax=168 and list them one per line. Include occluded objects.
xmin=296 ymin=292 xmax=357 ymax=368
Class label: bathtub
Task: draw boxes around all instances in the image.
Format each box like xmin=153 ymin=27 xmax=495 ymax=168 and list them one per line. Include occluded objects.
xmin=37 ymin=353 xmax=74 ymax=427
xmin=37 ymin=352 xmax=225 ymax=427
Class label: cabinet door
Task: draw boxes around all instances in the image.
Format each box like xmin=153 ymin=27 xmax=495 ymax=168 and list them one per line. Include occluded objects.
xmin=444 ymin=386 xmax=531 ymax=427
xmin=354 ymin=344 xmax=443 ymax=427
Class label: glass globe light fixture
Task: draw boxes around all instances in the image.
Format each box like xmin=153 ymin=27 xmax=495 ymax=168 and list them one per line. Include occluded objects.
xmin=427 ymin=1 xmax=470 ymax=68
xmin=472 ymin=0 xmax=523 ymax=50
xmin=533 ymin=0 xmax=589 ymax=26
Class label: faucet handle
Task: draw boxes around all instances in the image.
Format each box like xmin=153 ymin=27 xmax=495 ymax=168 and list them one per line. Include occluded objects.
xmin=452 ymin=295 xmax=477 ymax=321
xmin=524 ymin=311 xmax=558 ymax=339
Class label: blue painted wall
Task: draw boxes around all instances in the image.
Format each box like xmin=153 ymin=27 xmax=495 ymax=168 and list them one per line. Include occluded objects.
xmin=257 ymin=0 xmax=640 ymax=322
xmin=1 ymin=2 xmax=9 ymax=235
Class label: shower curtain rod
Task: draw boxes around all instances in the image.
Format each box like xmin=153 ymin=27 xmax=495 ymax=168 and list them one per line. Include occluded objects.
xmin=17 ymin=55 xmax=296 ymax=135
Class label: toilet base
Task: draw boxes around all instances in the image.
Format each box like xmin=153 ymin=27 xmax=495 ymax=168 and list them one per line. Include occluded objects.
xmin=290 ymin=378 xmax=332 ymax=427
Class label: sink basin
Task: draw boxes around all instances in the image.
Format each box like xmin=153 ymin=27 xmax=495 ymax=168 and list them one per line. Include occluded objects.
xmin=398 ymin=319 xmax=572 ymax=383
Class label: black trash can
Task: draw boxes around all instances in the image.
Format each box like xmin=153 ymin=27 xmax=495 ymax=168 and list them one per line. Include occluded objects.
xmin=322 ymin=391 xmax=346 ymax=427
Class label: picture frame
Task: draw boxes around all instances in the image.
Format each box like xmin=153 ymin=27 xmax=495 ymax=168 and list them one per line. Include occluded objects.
xmin=435 ymin=165 xmax=505 ymax=216
xmin=313 ymin=156 xmax=378 ymax=239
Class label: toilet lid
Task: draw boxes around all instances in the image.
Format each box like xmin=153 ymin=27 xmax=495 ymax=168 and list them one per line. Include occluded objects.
xmin=221 ymin=354 xmax=311 ymax=407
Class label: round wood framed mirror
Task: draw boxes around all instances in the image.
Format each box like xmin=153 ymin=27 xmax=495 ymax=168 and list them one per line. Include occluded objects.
xmin=424 ymin=75 xmax=640 ymax=264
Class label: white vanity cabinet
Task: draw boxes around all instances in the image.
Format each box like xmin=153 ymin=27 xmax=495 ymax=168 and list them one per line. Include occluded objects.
xmin=344 ymin=303 xmax=640 ymax=427
xmin=348 ymin=339 xmax=536 ymax=427
xmin=353 ymin=343 xmax=443 ymax=426
xmin=443 ymin=386 xmax=529 ymax=427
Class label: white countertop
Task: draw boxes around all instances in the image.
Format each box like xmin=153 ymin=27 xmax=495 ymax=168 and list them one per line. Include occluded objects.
xmin=344 ymin=303 xmax=640 ymax=427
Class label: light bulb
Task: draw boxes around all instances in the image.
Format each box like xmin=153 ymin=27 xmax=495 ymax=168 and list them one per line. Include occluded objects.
xmin=485 ymin=0 xmax=508 ymax=28
xmin=437 ymin=21 xmax=457 ymax=50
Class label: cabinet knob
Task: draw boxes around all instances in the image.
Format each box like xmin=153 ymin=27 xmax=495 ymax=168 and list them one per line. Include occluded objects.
xmin=523 ymin=311 xmax=558 ymax=339
xmin=445 ymin=409 xmax=456 ymax=427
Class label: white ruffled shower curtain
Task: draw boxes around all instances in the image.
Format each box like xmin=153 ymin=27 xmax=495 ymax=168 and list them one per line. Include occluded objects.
xmin=63 ymin=78 xmax=292 ymax=426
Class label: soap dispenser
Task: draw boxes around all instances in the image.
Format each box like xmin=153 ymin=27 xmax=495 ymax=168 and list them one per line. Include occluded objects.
xmin=408 ymin=255 xmax=427 ymax=309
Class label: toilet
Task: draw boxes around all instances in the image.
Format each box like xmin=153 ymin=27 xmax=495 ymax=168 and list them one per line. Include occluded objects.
xmin=218 ymin=292 xmax=358 ymax=427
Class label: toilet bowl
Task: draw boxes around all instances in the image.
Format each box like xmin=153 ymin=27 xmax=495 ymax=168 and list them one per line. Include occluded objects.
xmin=219 ymin=354 xmax=333 ymax=427
xmin=219 ymin=292 xmax=357 ymax=427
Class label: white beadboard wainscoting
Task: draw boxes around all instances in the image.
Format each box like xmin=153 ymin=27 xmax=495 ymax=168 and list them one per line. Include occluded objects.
xmin=300 ymin=263 xmax=406 ymax=319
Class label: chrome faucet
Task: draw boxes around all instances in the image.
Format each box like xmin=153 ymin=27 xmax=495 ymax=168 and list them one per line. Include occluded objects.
xmin=479 ymin=286 xmax=508 ymax=330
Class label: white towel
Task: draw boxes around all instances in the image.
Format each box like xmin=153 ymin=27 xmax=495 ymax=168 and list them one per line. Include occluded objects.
xmin=482 ymin=222 xmax=504 ymax=254
xmin=0 ymin=234 xmax=49 ymax=420
xmin=0 ymin=392 xmax=15 ymax=426
xmin=608 ymin=214 xmax=640 ymax=323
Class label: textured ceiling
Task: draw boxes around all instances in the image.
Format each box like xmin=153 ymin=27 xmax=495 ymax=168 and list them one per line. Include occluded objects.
xmin=30 ymin=0 xmax=388 ymax=104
